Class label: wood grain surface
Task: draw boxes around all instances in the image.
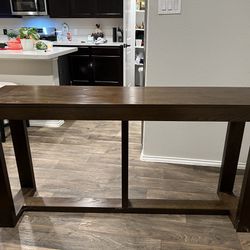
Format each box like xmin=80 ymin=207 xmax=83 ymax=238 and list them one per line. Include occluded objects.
xmin=0 ymin=121 xmax=249 ymax=249
xmin=1 ymin=86 xmax=250 ymax=121
xmin=2 ymin=86 xmax=250 ymax=105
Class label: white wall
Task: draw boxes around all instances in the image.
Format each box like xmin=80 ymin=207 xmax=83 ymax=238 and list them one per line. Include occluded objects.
xmin=0 ymin=16 xmax=122 ymax=41
xmin=143 ymin=0 xmax=250 ymax=167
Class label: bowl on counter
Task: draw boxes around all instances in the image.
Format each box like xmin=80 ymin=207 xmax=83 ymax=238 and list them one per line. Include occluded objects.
xmin=7 ymin=39 xmax=22 ymax=50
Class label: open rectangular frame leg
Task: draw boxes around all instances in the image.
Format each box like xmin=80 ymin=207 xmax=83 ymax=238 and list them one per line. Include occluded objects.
xmin=0 ymin=120 xmax=249 ymax=232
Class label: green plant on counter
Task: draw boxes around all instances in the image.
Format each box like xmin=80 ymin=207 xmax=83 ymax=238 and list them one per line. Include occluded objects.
xmin=35 ymin=41 xmax=48 ymax=50
xmin=7 ymin=30 xmax=18 ymax=39
xmin=19 ymin=28 xmax=40 ymax=40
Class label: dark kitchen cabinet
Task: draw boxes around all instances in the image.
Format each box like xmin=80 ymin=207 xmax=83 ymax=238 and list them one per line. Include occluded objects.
xmin=96 ymin=0 xmax=123 ymax=17
xmin=68 ymin=46 xmax=123 ymax=86
xmin=58 ymin=55 xmax=71 ymax=85
xmin=69 ymin=47 xmax=92 ymax=84
xmin=70 ymin=0 xmax=95 ymax=17
xmin=47 ymin=0 xmax=123 ymax=18
xmin=47 ymin=0 xmax=70 ymax=17
xmin=92 ymin=47 xmax=123 ymax=84
xmin=93 ymin=55 xmax=122 ymax=84
xmin=70 ymin=55 xmax=92 ymax=83
xmin=0 ymin=0 xmax=12 ymax=17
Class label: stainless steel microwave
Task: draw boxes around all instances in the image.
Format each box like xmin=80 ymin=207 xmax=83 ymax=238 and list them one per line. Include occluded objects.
xmin=10 ymin=0 xmax=47 ymax=15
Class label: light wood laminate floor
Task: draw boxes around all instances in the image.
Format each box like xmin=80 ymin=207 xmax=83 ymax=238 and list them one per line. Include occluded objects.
xmin=1 ymin=121 xmax=250 ymax=250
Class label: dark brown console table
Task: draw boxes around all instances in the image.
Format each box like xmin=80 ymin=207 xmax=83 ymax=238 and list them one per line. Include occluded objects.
xmin=0 ymin=86 xmax=250 ymax=232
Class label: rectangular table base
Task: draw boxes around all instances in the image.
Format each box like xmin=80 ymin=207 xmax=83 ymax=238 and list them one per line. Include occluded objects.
xmin=11 ymin=188 xmax=238 ymax=225
xmin=2 ymin=86 xmax=250 ymax=233
xmin=20 ymin=197 xmax=233 ymax=215
xmin=1 ymin=117 xmax=250 ymax=232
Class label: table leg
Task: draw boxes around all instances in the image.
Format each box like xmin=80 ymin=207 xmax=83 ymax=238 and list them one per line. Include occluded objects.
xmin=0 ymin=142 xmax=17 ymax=227
xmin=26 ymin=120 xmax=30 ymax=127
xmin=218 ymin=122 xmax=245 ymax=194
xmin=0 ymin=120 xmax=6 ymax=143
xmin=122 ymin=121 xmax=129 ymax=208
xmin=235 ymin=147 xmax=250 ymax=232
xmin=9 ymin=120 xmax=36 ymax=190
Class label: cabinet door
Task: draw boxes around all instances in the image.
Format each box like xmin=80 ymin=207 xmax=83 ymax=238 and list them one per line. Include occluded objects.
xmin=96 ymin=0 xmax=123 ymax=17
xmin=47 ymin=0 xmax=70 ymax=17
xmin=69 ymin=55 xmax=93 ymax=85
xmin=93 ymin=55 xmax=123 ymax=85
xmin=70 ymin=0 xmax=95 ymax=17
xmin=0 ymin=0 xmax=12 ymax=16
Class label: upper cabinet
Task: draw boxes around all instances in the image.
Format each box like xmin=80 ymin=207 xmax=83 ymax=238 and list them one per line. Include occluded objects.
xmin=47 ymin=0 xmax=123 ymax=18
xmin=96 ymin=0 xmax=123 ymax=17
xmin=0 ymin=0 xmax=12 ymax=17
xmin=47 ymin=0 xmax=70 ymax=18
xmin=70 ymin=0 xmax=95 ymax=17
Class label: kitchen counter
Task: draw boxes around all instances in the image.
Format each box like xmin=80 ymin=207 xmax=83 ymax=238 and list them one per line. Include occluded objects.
xmin=53 ymin=41 xmax=124 ymax=47
xmin=0 ymin=47 xmax=77 ymax=60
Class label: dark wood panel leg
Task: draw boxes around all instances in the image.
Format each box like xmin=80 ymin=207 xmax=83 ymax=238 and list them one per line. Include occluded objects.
xmin=26 ymin=120 xmax=30 ymax=127
xmin=9 ymin=120 xmax=36 ymax=190
xmin=235 ymin=147 xmax=250 ymax=232
xmin=0 ymin=142 xmax=17 ymax=227
xmin=218 ymin=122 xmax=245 ymax=194
xmin=0 ymin=120 xmax=6 ymax=143
xmin=122 ymin=121 xmax=129 ymax=208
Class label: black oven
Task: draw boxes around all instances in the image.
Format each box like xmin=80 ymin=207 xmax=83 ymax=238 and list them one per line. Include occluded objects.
xmin=10 ymin=0 xmax=47 ymax=15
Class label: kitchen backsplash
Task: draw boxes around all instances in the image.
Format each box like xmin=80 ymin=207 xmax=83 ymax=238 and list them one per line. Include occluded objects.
xmin=0 ymin=16 xmax=123 ymax=42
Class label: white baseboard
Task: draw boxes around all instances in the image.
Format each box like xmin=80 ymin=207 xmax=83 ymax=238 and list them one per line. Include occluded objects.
xmin=29 ymin=120 xmax=64 ymax=128
xmin=140 ymin=152 xmax=246 ymax=170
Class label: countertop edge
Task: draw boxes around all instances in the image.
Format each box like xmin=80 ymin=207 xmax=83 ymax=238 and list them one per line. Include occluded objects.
xmin=53 ymin=42 xmax=124 ymax=47
xmin=0 ymin=47 xmax=78 ymax=60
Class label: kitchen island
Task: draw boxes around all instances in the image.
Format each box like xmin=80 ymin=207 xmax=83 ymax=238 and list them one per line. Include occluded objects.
xmin=0 ymin=47 xmax=77 ymax=85
xmin=0 ymin=47 xmax=77 ymax=127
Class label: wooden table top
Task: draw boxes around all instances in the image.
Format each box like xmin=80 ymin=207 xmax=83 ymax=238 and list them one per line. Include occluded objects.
xmin=0 ymin=86 xmax=250 ymax=121
xmin=1 ymin=86 xmax=250 ymax=106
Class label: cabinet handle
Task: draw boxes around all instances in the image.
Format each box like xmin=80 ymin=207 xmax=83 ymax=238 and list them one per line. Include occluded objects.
xmin=34 ymin=0 xmax=39 ymax=12
xmin=124 ymin=44 xmax=131 ymax=48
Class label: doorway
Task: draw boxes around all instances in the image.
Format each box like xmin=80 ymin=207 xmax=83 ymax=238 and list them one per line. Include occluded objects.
xmin=123 ymin=0 xmax=147 ymax=87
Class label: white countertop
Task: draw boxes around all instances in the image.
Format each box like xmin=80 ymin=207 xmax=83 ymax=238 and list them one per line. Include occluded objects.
xmin=53 ymin=41 xmax=124 ymax=47
xmin=0 ymin=47 xmax=78 ymax=60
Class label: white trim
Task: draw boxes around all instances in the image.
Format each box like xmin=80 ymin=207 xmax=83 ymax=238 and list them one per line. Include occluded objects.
xmin=140 ymin=152 xmax=246 ymax=170
xmin=29 ymin=120 xmax=64 ymax=128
